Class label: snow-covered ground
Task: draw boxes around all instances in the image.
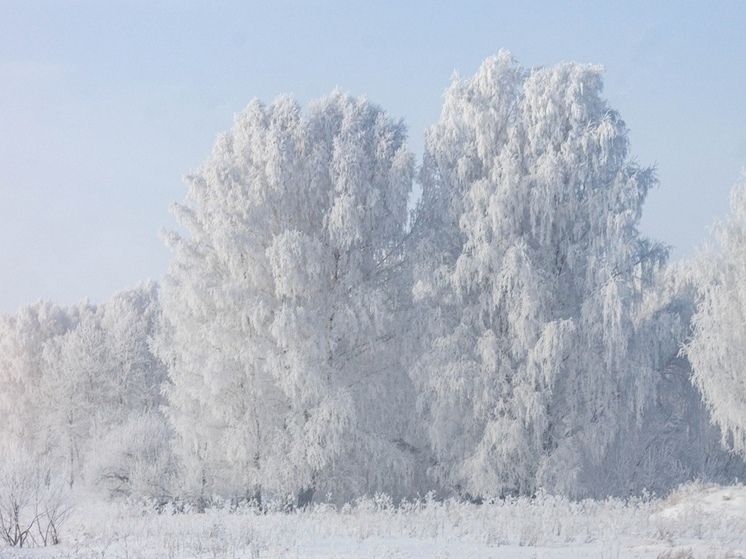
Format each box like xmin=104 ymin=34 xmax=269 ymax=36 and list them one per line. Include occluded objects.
xmin=2 ymin=483 xmax=745 ymax=558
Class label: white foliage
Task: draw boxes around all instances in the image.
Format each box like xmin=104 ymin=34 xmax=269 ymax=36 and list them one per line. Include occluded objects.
xmin=18 ymin=483 xmax=746 ymax=558
xmin=85 ymin=412 xmax=175 ymax=500
xmin=411 ymin=51 xmax=668 ymax=497
xmin=0 ymin=301 xmax=79 ymax=459
xmin=688 ymin=180 xmax=746 ymax=455
xmin=39 ymin=283 xmax=166 ymax=489
xmin=0 ymin=285 xmax=167 ymax=495
xmin=157 ymin=90 xmax=420 ymax=502
xmin=2 ymin=52 xmax=737 ymax=507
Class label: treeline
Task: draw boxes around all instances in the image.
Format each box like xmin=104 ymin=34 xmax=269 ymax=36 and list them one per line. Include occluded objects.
xmin=2 ymin=52 xmax=746 ymax=506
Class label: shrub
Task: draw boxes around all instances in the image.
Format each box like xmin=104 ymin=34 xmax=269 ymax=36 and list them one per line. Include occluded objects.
xmin=0 ymin=443 xmax=72 ymax=547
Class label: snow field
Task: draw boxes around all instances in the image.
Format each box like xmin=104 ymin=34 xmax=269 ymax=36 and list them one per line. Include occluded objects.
xmin=2 ymin=483 xmax=745 ymax=558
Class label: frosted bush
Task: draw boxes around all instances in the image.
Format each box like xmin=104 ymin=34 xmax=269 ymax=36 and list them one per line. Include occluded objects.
xmin=85 ymin=412 xmax=175 ymax=500
xmin=7 ymin=485 xmax=742 ymax=558
xmin=0 ymin=443 xmax=72 ymax=548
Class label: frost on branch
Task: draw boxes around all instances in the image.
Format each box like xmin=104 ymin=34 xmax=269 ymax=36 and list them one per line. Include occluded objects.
xmin=0 ymin=443 xmax=72 ymax=548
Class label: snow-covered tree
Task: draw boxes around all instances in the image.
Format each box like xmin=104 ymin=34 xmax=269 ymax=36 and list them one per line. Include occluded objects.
xmin=39 ymin=303 xmax=101 ymax=487
xmin=157 ymin=91 xmax=421 ymax=503
xmin=584 ymin=264 xmax=746 ymax=496
xmin=687 ymin=180 xmax=746 ymax=456
xmin=82 ymin=284 xmax=171 ymax=497
xmin=411 ymin=52 xmax=668 ymax=498
xmin=0 ymin=284 xmax=167 ymax=492
xmin=38 ymin=284 xmax=166 ymax=489
xmin=0 ymin=301 xmax=81 ymax=461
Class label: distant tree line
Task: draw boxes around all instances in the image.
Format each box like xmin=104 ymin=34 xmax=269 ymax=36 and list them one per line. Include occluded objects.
xmin=2 ymin=52 xmax=745 ymax=507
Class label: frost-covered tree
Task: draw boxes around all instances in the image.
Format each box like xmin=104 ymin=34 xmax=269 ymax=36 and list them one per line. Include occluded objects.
xmin=40 ymin=283 xmax=167 ymax=490
xmin=83 ymin=284 xmax=171 ymax=497
xmin=687 ymin=180 xmax=746 ymax=456
xmin=0 ymin=284 xmax=167 ymax=492
xmin=157 ymin=91 xmax=421 ymax=503
xmin=585 ymin=264 xmax=746 ymax=496
xmin=39 ymin=303 xmax=100 ymax=487
xmin=411 ymin=52 xmax=668 ymax=498
xmin=0 ymin=302 xmax=79 ymax=460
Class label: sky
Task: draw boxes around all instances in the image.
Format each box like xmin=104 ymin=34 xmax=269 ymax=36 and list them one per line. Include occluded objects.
xmin=1 ymin=1 xmax=745 ymax=314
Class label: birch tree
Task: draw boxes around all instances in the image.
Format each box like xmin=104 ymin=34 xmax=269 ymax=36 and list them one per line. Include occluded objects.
xmin=157 ymin=91 xmax=420 ymax=503
xmin=687 ymin=180 xmax=746 ymax=456
xmin=411 ymin=52 xmax=668 ymax=498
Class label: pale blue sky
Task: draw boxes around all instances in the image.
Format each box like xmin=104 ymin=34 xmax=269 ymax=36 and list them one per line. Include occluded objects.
xmin=1 ymin=1 xmax=745 ymax=313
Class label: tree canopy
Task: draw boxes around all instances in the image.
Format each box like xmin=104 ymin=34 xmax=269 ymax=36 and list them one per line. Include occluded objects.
xmin=1 ymin=53 xmax=744 ymax=504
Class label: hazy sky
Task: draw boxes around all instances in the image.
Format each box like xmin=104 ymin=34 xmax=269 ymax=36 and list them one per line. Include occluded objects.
xmin=2 ymin=1 xmax=745 ymax=313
